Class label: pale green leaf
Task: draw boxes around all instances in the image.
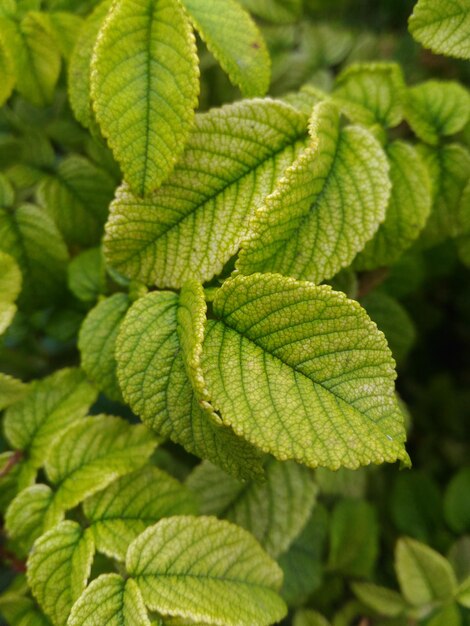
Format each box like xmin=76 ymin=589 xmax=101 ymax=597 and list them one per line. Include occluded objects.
xmin=104 ymin=99 xmax=308 ymax=287
xmin=91 ymin=0 xmax=199 ymax=196
xmin=28 ymin=11 xmax=83 ymax=60
xmin=457 ymin=576 xmax=470 ymax=608
xmin=315 ymin=467 xmax=367 ymax=499
xmin=0 ymin=204 xmax=69 ymax=309
xmin=0 ymin=300 xmax=15 ymax=334
xmin=0 ymin=35 xmax=15 ymax=106
xmin=116 ymin=290 xmax=264 ymax=480
xmin=351 ymin=582 xmax=406 ymax=617
xmin=405 ymin=81 xmax=470 ymax=145
xmin=293 ymin=610 xmax=331 ymax=626
xmin=3 ymin=368 xmax=97 ymax=467
xmin=83 ymin=465 xmax=197 ymax=561
xmin=187 ymin=459 xmax=316 ymax=557
xmin=78 ymin=293 xmax=129 ymax=401
xmin=0 ymin=172 xmax=15 ymax=207
xmin=238 ymin=0 xmax=302 ymax=24
xmin=0 ymin=454 xmax=36 ymax=513
xmin=126 ymin=516 xmax=287 ymax=626
xmin=67 ymin=247 xmax=106 ymax=302
xmin=444 ymin=468 xmax=470 ymax=533
xmin=0 ymin=250 xmax=22 ymax=303
xmin=44 ymin=414 xmax=158 ymax=513
xmin=395 ymin=537 xmax=458 ymax=605
xmin=409 ymin=0 xmax=470 ymax=60
xmin=202 ymin=273 xmax=409 ymax=470
xmin=0 ymin=372 xmax=27 ymax=410
xmin=67 ymin=574 xmax=150 ymax=626
xmin=237 ymin=101 xmax=391 ymax=284
xmin=68 ymin=0 xmax=112 ymax=129
xmin=448 ymin=537 xmax=470 ymax=583
xmin=36 ymin=155 xmax=116 ymax=246
xmin=355 ymin=141 xmax=432 ymax=269
xmin=180 ymin=0 xmax=270 ymax=97
xmin=427 ymin=603 xmax=462 ymax=626
xmin=27 ymin=521 xmax=95 ymax=626
xmin=332 ymin=62 xmax=406 ymax=128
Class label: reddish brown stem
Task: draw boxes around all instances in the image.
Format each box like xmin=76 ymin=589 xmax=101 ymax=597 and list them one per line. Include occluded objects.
xmin=0 ymin=450 xmax=23 ymax=479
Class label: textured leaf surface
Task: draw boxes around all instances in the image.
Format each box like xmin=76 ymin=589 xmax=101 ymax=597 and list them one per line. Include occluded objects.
xmin=4 ymin=368 xmax=97 ymax=467
xmin=91 ymin=0 xmax=199 ymax=196
xmin=180 ymin=0 xmax=269 ymax=97
xmin=355 ymin=141 xmax=431 ymax=269
xmin=67 ymin=575 xmax=150 ymax=626
xmin=126 ymin=516 xmax=287 ymax=626
xmin=202 ymin=273 xmax=409 ymax=470
xmin=395 ymin=537 xmax=457 ymax=605
xmin=83 ymin=466 xmax=197 ymax=560
xmin=187 ymin=459 xmax=316 ymax=557
xmin=405 ymin=81 xmax=470 ymax=145
xmin=0 ymin=250 xmax=21 ymax=334
xmin=31 ymin=11 xmax=83 ymax=61
xmin=105 ymin=99 xmax=308 ymax=287
xmin=237 ymin=101 xmax=391 ymax=284
xmin=78 ymin=293 xmax=129 ymax=401
xmin=332 ymin=62 xmax=405 ymax=128
xmin=44 ymin=415 xmax=158 ymax=513
xmin=27 ymin=521 xmax=94 ymax=626
xmin=67 ymin=247 xmax=106 ymax=302
xmin=409 ymin=0 xmax=470 ymax=59
xmin=116 ymin=290 xmax=264 ymax=479
xmin=0 ymin=36 xmax=15 ymax=106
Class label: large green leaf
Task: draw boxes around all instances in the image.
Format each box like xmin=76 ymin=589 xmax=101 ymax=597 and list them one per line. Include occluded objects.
xmin=0 ymin=372 xmax=27 ymax=410
xmin=0 ymin=250 xmax=21 ymax=335
xmin=0 ymin=35 xmax=15 ymax=105
xmin=237 ymin=101 xmax=391 ymax=284
xmin=126 ymin=516 xmax=287 ymax=626
xmin=187 ymin=459 xmax=316 ymax=557
xmin=104 ymin=99 xmax=308 ymax=288
xmin=3 ymin=368 xmax=97 ymax=468
xmin=409 ymin=0 xmax=470 ymax=60
xmin=202 ymin=273 xmax=409 ymax=470
xmin=29 ymin=11 xmax=83 ymax=61
xmin=27 ymin=521 xmax=95 ymax=626
xmin=91 ymin=0 xmax=199 ymax=196
xmin=180 ymin=0 xmax=270 ymax=97
xmin=83 ymin=465 xmax=198 ymax=560
xmin=116 ymin=288 xmax=264 ymax=480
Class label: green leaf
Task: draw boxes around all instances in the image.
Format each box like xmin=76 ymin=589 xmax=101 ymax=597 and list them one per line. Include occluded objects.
xmin=0 ymin=250 xmax=21 ymax=334
xmin=457 ymin=576 xmax=470 ymax=608
xmin=395 ymin=537 xmax=458 ymax=606
xmin=293 ymin=610 xmax=331 ymax=626
xmin=444 ymin=468 xmax=470 ymax=533
xmin=315 ymin=467 xmax=367 ymax=499
xmin=238 ymin=0 xmax=302 ymax=24
xmin=405 ymin=81 xmax=470 ymax=145
xmin=67 ymin=247 xmax=106 ymax=303
xmin=83 ymin=465 xmax=198 ymax=561
xmin=237 ymin=101 xmax=391 ymax=284
xmin=36 ymin=155 xmax=116 ymax=246
xmin=426 ymin=603 xmax=462 ymax=626
xmin=44 ymin=414 xmax=158 ymax=514
xmin=126 ymin=516 xmax=287 ymax=626
xmin=332 ymin=62 xmax=406 ymax=128
xmin=104 ymin=99 xmax=308 ymax=288
xmin=68 ymin=0 xmax=112 ymax=129
xmin=116 ymin=289 xmax=264 ymax=480
xmin=202 ymin=273 xmax=409 ymax=470
xmin=0 ymin=454 xmax=36 ymax=513
xmin=0 ymin=372 xmax=27 ymax=410
xmin=29 ymin=11 xmax=83 ymax=61
xmin=0 ymin=204 xmax=69 ymax=309
xmin=0 ymin=172 xmax=15 ymax=207
xmin=328 ymin=499 xmax=378 ymax=578
xmin=90 ymin=0 xmax=199 ymax=196
xmin=78 ymin=293 xmax=129 ymax=401
xmin=409 ymin=0 xmax=470 ymax=60
xmin=0 ymin=593 xmax=52 ymax=626
xmin=27 ymin=521 xmax=95 ymax=626
xmin=0 ymin=300 xmax=16 ymax=335
xmin=180 ymin=0 xmax=270 ymax=97
xmin=3 ymin=368 xmax=97 ymax=467
xmin=351 ymin=582 xmax=406 ymax=617
xmin=354 ymin=141 xmax=432 ymax=270
xmin=67 ymin=574 xmax=151 ymax=626
xmin=0 ymin=35 xmax=15 ymax=106
xmin=0 ymin=14 xmax=61 ymax=106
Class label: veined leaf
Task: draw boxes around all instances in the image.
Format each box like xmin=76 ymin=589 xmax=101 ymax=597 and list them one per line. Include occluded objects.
xmin=104 ymin=99 xmax=308 ymax=288
xmin=3 ymin=368 xmax=97 ymax=467
xmin=91 ymin=0 xmax=199 ymax=196
xmin=0 ymin=454 xmax=36 ymax=513
xmin=116 ymin=289 xmax=264 ymax=480
xmin=409 ymin=0 xmax=470 ymax=60
xmin=78 ymin=293 xmax=130 ymax=401
xmin=36 ymin=155 xmax=116 ymax=246
xmin=202 ymin=273 xmax=409 ymax=470
xmin=0 ymin=36 xmax=15 ymax=106
xmin=67 ymin=574 xmax=150 ymax=626
xmin=67 ymin=247 xmax=106 ymax=303
xmin=187 ymin=459 xmax=316 ymax=557
xmin=238 ymin=0 xmax=302 ymax=24
xmin=27 ymin=521 xmax=95 ymax=626
xmin=83 ymin=465 xmax=197 ymax=560
xmin=332 ymin=62 xmax=406 ymax=128
xmin=44 ymin=414 xmax=158 ymax=514
xmin=180 ymin=0 xmax=270 ymax=97
xmin=0 ymin=204 xmax=69 ymax=309
xmin=28 ymin=11 xmax=83 ymax=60
xmin=0 ymin=372 xmax=27 ymax=410
xmin=405 ymin=81 xmax=470 ymax=145
xmin=0 ymin=250 xmax=21 ymax=334
xmin=355 ymin=141 xmax=432 ymax=269
xmin=126 ymin=516 xmax=287 ymax=626
xmin=237 ymin=101 xmax=391 ymax=284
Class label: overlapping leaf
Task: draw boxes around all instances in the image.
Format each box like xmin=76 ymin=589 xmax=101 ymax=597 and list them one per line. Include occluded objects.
xmin=409 ymin=0 xmax=470 ymax=59
xmin=105 ymin=99 xmax=308 ymax=287
xmin=0 ymin=36 xmax=15 ymax=106
xmin=0 ymin=251 xmax=21 ymax=334
xmin=0 ymin=372 xmax=27 ymax=410
xmin=67 ymin=247 xmax=106 ymax=303
xmin=29 ymin=11 xmax=83 ymax=61
xmin=237 ymin=101 xmax=391 ymax=284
